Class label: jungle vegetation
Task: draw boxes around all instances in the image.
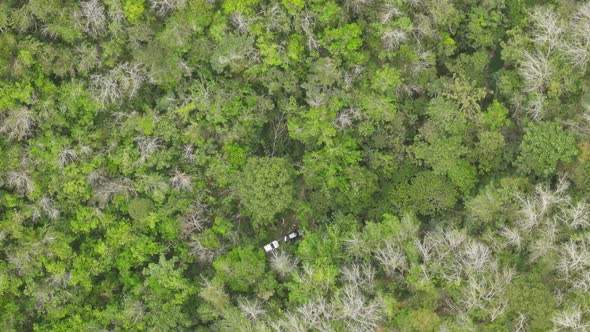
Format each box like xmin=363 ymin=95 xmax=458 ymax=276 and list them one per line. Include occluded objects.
xmin=1 ymin=0 xmax=590 ymax=331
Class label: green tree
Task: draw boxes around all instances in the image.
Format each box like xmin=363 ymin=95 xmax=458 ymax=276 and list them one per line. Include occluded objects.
xmin=397 ymin=309 xmax=441 ymax=332
xmin=507 ymin=274 xmax=556 ymax=331
xmin=392 ymin=171 xmax=459 ymax=216
xmin=236 ymin=157 xmax=295 ymax=227
xmin=212 ymin=246 xmax=267 ymax=293
xmin=517 ymin=121 xmax=577 ymax=177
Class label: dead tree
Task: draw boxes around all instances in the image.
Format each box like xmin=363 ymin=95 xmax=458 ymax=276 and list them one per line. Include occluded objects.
xmin=0 ymin=107 xmax=35 ymax=141
xmin=270 ymin=250 xmax=299 ymax=279
xmin=149 ymin=0 xmax=187 ymax=16
xmin=6 ymin=170 xmax=34 ymax=196
xmin=76 ymin=0 xmax=107 ymax=36
xmin=170 ymin=170 xmax=192 ymax=191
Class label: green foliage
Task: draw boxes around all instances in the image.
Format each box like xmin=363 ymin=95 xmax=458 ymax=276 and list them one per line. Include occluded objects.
xmin=123 ymin=0 xmax=145 ymax=23
xmin=397 ymin=309 xmax=441 ymax=332
xmin=222 ymin=0 xmax=261 ymax=13
xmin=1 ymin=1 xmax=588 ymax=331
xmin=518 ymin=121 xmax=578 ymax=177
xmin=321 ymin=23 xmax=363 ymax=61
xmin=127 ymin=198 xmax=154 ymax=221
xmin=483 ymin=100 xmax=511 ymax=130
xmin=393 ymin=171 xmax=459 ymax=215
xmin=464 ymin=5 xmax=505 ymax=49
xmin=213 ymin=246 xmax=267 ymax=292
xmin=141 ymin=255 xmax=195 ymax=329
xmin=371 ymin=65 xmax=402 ymax=95
xmin=507 ymin=274 xmax=556 ymax=331
xmin=236 ymin=157 xmax=294 ymax=227
xmin=465 ymin=178 xmax=522 ymax=231
xmin=476 ymin=131 xmax=508 ymax=173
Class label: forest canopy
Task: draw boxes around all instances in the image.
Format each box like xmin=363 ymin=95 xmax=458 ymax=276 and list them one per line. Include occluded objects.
xmin=1 ymin=0 xmax=590 ymax=331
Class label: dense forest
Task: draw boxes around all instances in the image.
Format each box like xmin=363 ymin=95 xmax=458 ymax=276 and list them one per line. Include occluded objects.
xmin=1 ymin=0 xmax=590 ymax=331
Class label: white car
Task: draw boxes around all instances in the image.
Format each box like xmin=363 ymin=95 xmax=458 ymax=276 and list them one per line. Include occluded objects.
xmin=283 ymin=230 xmax=303 ymax=242
xmin=264 ymin=240 xmax=280 ymax=253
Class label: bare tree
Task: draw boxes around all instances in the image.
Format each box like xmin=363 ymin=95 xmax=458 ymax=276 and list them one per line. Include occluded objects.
xmin=409 ymin=50 xmax=434 ymax=75
xmin=188 ymin=239 xmax=216 ymax=263
xmin=515 ymin=179 xmax=568 ymax=232
xmin=270 ymin=250 xmax=299 ymax=279
xmin=80 ymin=144 xmax=93 ymax=156
xmin=300 ymin=11 xmax=320 ymax=51
xmin=514 ymin=313 xmax=528 ymax=332
xmin=417 ymin=229 xmax=467 ymax=279
xmin=7 ymin=247 xmax=34 ymax=276
xmin=170 ymin=170 xmax=192 ymax=191
xmin=374 ymin=242 xmax=407 ymax=277
xmin=577 ymin=2 xmax=590 ymax=23
xmin=529 ymin=7 xmax=564 ymax=51
xmin=90 ymin=72 xmax=121 ymax=105
xmin=75 ymin=44 xmax=100 ymax=75
xmin=341 ymin=263 xmax=375 ymax=290
xmin=565 ymin=107 xmax=590 ymax=136
xmin=305 ymin=92 xmax=328 ymax=107
xmin=0 ymin=107 xmax=35 ymax=141
xmin=406 ymin=0 xmax=424 ymax=8
xmin=39 ymin=196 xmax=60 ymax=221
xmin=518 ymin=50 xmax=552 ymax=94
xmin=522 ymin=93 xmax=546 ymax=121
xmin=500 ymin=226 xmax=522 ymax=249
xmin=557 ymin=240 xmax=590 ymax=279
xmin=238 ymin=298 xmax=265 ymax=321
xmin=379 ymin=2 xmax=401 ymax=24
xmin=180 ymin=202 xmax=209 ymax=238
xmin=571 ymin=2 xmax=590 ymax=68
xmin=343 ymin=65 xmax=364 ymax=90
xmin=529 ymin=229 xmax=558 ymax=263
xmin=552 ymin=307 xmax=590 ymax=331
xmin=118 ymin=63 xmax=145 ymax=97
xmin=31 ymin=285 xmax=54 ymax=312
xmin=459 ymin=265 xmax=513 ymax=320
xmin=297 ymin=297 xmax=335 ymax=330
xmin=382 ymin=29 xmax=407 ymax=50
xmin=563 ymin=38 xmax=590 ymax=69
xmin=558 ymin=201 xmax=590 ymax=230
xmin=336 ymin=285 xmax=383 ymax=332
xmin=91 ymin=63 xmax=145 ymax=105
xmin=149 ymin=0 xmax=186 ymax=16
xmin=6 ymin=170 xmax=34 ymax=196
xmin=333 ymin=108 xmax=362 ymax=130
xmin=413 ymin=13 xmax=435 ymax=38
xmin=516 ymin=193 xmax=542 ymax=231
xmin=90 ymin=177 xmax=136 ymax=208
xmin=572 ymin=271 xmax=590 ymax=292
xmin=46 ymin=270 xmax=72 ymax=288
xmin=344 ymin=0 xmax=373 ymax=14
xmin=272 ymin=312 xmax=307 ymax=332
xmin=183 ymin=144 xmax=196 ymax=161
xmin=231 ymin=12 xmax=251 ymax=34
xmin=461 ymin=241 xmax=491 ymax=272
xmin=57 ymin=147 xmax=78 ymax=169
xmin=76 ymin=0 xmax=107 ymax=36
xmin=135 ymin=136 xmax=162 ymax=163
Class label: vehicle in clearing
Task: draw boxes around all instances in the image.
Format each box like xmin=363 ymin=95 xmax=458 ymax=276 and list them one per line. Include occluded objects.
xmin=263 ymin=230 xmax=303 ymax=253
xmin=263 ymin=240 xmax=280 ymax=253
xmin=283 ymin=230 xmax=303 ymax=242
